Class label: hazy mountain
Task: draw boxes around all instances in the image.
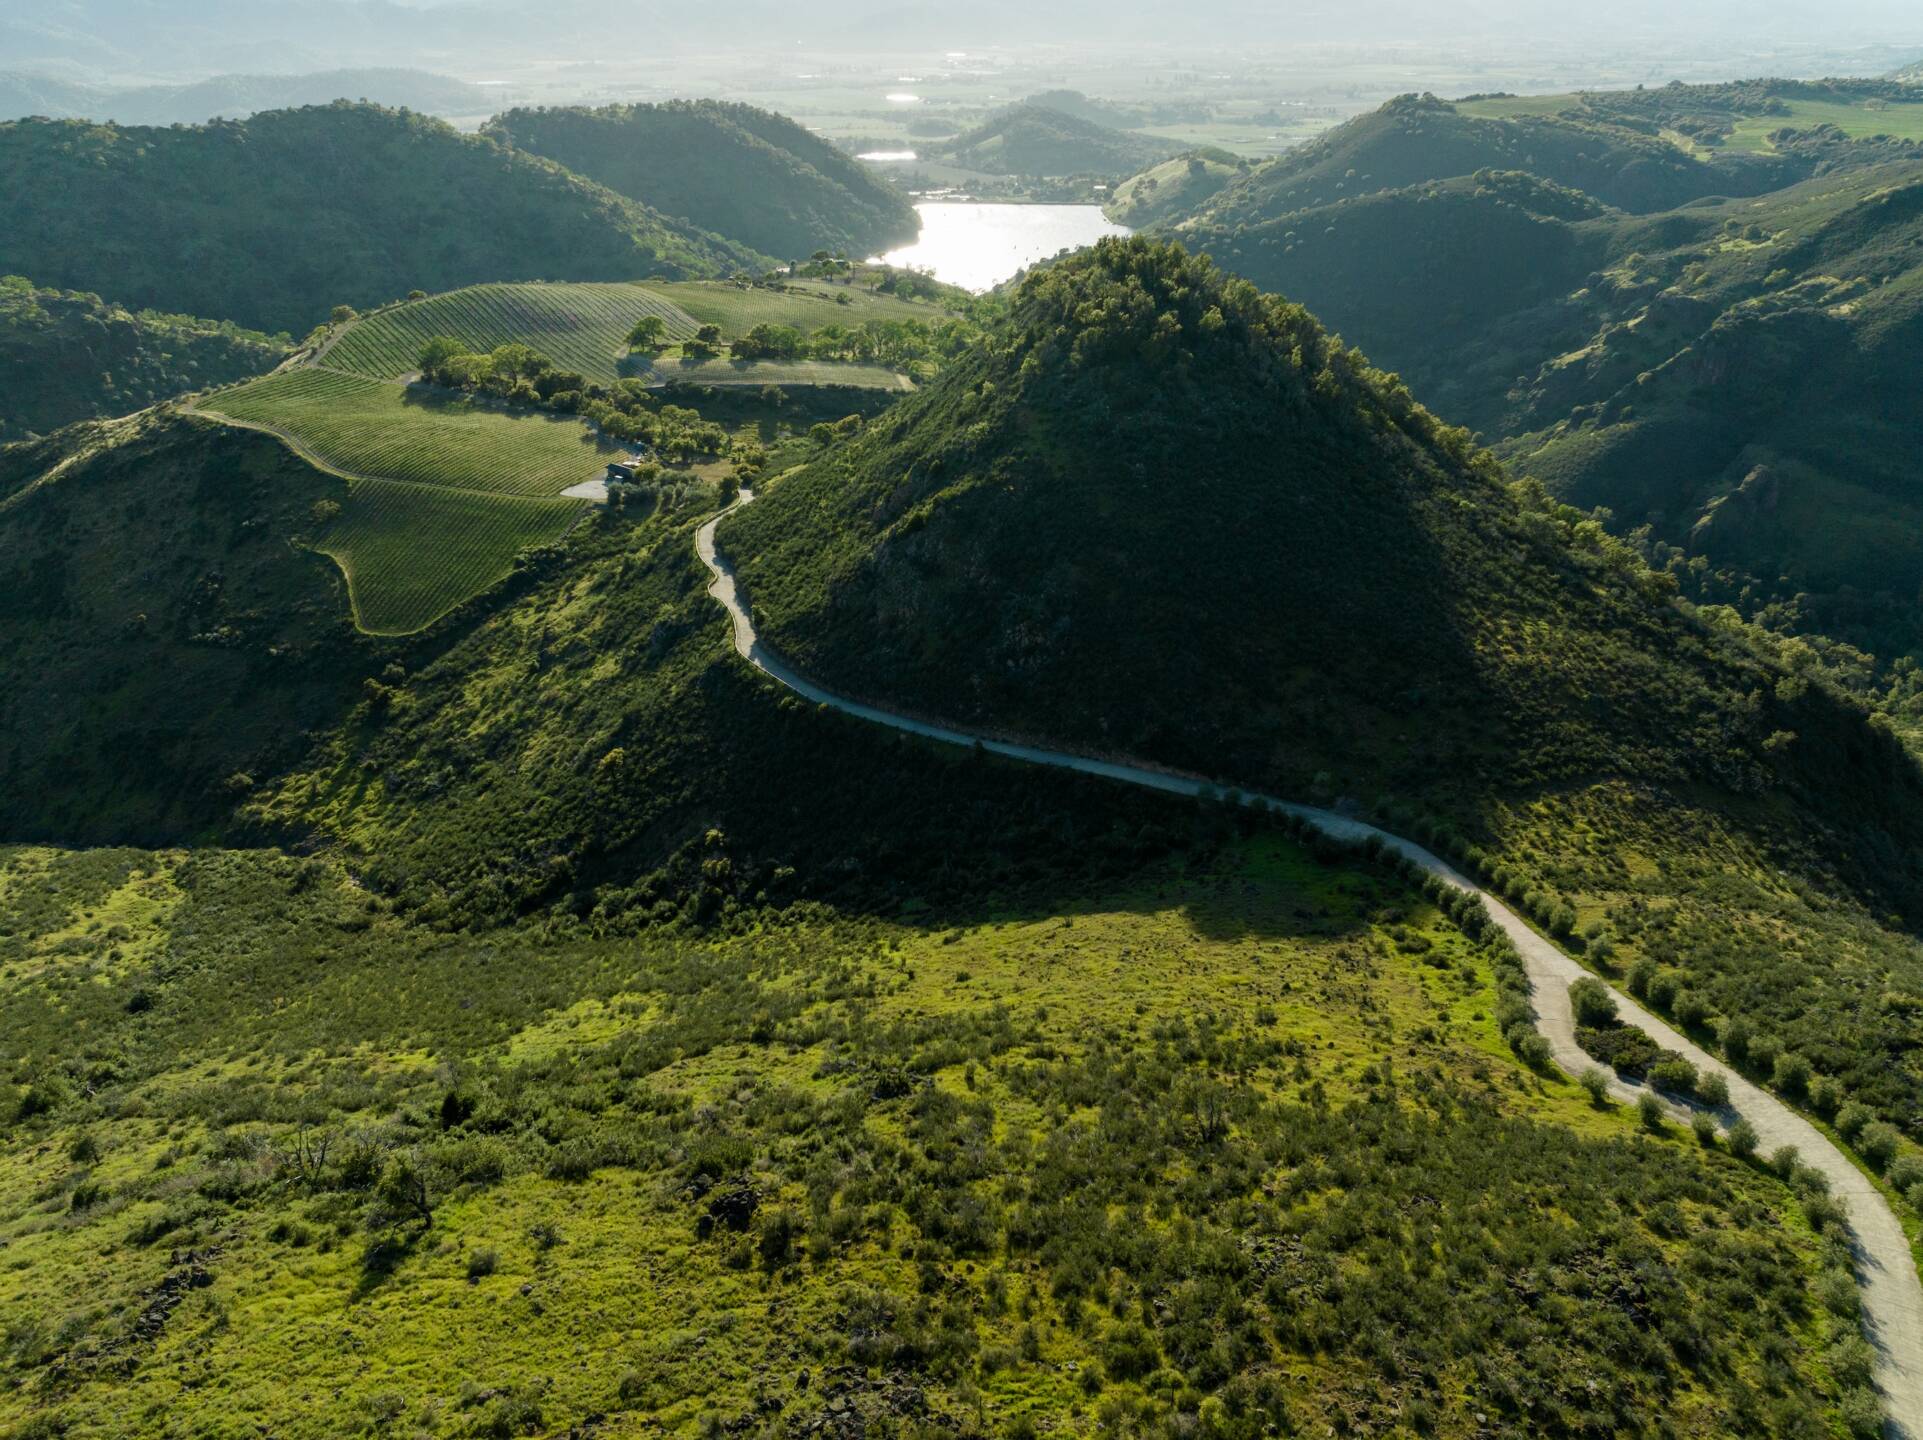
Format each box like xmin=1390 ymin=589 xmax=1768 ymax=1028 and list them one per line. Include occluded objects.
xmin=0 ymin=67 xmax=490 ymax=124
xmin=933 ymin=104 xmax=1185 ymax=178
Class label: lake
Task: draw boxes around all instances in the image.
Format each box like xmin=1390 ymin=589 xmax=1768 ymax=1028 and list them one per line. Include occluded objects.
xmin=874 ymin=202 xmax=1131 ymax=293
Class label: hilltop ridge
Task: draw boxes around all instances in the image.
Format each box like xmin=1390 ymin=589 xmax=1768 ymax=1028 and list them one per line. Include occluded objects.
xmin=0 ymin=103 xmax=765 ymax=335
xmin=484 ymin=100 xmax=920 ymax=260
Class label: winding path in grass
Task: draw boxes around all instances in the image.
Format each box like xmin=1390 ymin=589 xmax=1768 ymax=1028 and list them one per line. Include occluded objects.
xmin=698 ymin=492 xmax=1923 ymax=1437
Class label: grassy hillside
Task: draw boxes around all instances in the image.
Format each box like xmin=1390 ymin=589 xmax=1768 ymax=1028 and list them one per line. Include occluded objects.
xmin=646 ymin=278 xmax=953 ymax=336
xmin=933 ymin=104 xmax=1185 ymax=178
xmin=484 ymin=100 xmax=920 ymax=260
xmin=0 ymin=275 xmax=288 ymax=439
xmin=197 ymin=369 xmax=618 ymax=498
xmin=723 ymin=238 xmax=1923 ymax=1139
xmin=0 ymin=413 xmax=370 ymax=843
xmin=0 ymin=103 xmax=764 ymax=336
xmin=0 ymin=828 xmax=1868 ymax=1440
xmin=1105 ymin=149 xmax=1244 ymax=228
xmin=1459 ymin=78 xmax=1923 ymax=156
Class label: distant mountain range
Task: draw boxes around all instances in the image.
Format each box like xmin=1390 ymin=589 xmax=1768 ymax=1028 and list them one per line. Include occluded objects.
xmin=0 ymin=67 xmax=489 ymax=125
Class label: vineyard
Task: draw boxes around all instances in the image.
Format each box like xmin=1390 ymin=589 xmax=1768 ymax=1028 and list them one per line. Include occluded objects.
xmin=325 ymin=283 xmax=700 ymax=383
xmin=188 ymin=278 xmax=937 ymax=635
xmin=199 ymin=368 xmax=618 ymax=496
xmin=316 ymin=477 xmax=585 ymax=635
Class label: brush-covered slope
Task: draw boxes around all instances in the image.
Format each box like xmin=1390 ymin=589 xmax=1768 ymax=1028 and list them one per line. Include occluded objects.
xmin=0 ymin=827 xmax=1871 ymax=1440
xmin=724 ymin=239 xmax=1923 ymax=1122
xmin=0 ymin=412 xmax=373 ymax=843
xmin=1175 ymin=144 xmax=1923 ymax=664
xmin=0 ymin=104 xmax=764 ymax=336
xmin=933 ymin=103 xmax=1185 ymax=178
xmin=1180 ymin=93 xmax=1792 ymax=227
xmin=484 ymin=100 xmax=919 ymax=260
xmin=0 ymin=276 xmax=288 ymax=439
xmin=723 ymin=237 xmax=1889 ymax=812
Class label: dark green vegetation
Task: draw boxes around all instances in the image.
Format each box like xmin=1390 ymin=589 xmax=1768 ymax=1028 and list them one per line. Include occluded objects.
xmin=933 ymin=103 xmax=1186 ymax=179
xmin=485 ymin=100 xmax=920 ymax=261
xmin=0 ymin=67 xmax=489 ymax=126
xmin=0 ymin=204 xmax=1911 ymax=1437
xmin=0 ymin=831 xmax=1872 ymax=1439
xmin=1153 ymin=84 xmax=1923 ymax=714
xmin=0 ymin=413 xmax=364 ymax=843
xmin=723 ymin=238 xmax=1923 ymax=1141
xmin=0 ymin=103 xmax=763 ymax=335
xmin=0 ymin=276 xmax=288 ymax=439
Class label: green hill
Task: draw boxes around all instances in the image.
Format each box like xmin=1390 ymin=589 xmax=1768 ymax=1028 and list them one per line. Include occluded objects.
xmin=0 ymin=103 xmax=764 ymax=336
xmin=1178 ymin=92 xmax=1796 ymax=226
xmin=933 ymin=103 xmax=1185 ymax=178
xmin=1104 ymin=148 xmax=1245 ymax=228
xmin=723 ymin=237 xmax=1923 ymax=1131
xmin=1163 ymin=112 xmax=1923 ymax=672
xmin=0 ymin=240 xmax=1909 ymax=1440
xmin=483 ymin=100 xmax=919 ymax=261
xmin=0 ymin=275 xmax=289 ymax=439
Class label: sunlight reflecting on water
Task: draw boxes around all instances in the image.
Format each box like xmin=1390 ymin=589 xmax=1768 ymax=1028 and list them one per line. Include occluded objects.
xmin=874 ymin=202 xmax=1130 ymax=292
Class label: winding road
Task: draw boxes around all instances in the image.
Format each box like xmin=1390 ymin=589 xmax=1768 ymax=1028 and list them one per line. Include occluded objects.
xmin=698 ymin=492 xmax=1923 ymax=1437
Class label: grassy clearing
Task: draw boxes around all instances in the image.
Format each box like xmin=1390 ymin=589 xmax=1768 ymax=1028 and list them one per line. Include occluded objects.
xmin=316 ymin=479 xmax=585 ymax=635
xmin=641 ymin=279 xmax=946 ymax=336
xmin=325 ymin=282 xmax=700 ymax=384
xmin=1453 ymin=90 xmax=1923 ymax=151
xmin=0 ymin=835 xmax=1860 ymax=1439
xmin=199 ymin=368 xmax=617 ymax=498
xmin=648 ymin=356 xmax=916 ymax=390
xmin=1723 ymin=96 xmax=1923 ymax=151
xmin=1453 ymin=94 xmax=1584 ymax=120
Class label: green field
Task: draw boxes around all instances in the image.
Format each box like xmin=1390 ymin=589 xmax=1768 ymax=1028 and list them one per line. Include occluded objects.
xmin=317 ymin=478 xmax=584 ymax=634
xmin=1723 ymin=96 xmax=1923 ymax=151
xmin=641 ymin=279 xmax=947 ymax=336
xmin=325 ymin=283 xmax=700 ymax=384
xmin=200 ymin=368 xmax=617 ymax=497
xmin=1453 ymin=94 xmax=1585 ymax=120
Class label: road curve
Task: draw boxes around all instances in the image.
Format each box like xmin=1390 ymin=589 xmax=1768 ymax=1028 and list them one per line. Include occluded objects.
xmin=698 ymin=492 xmax=1923 ymax=1437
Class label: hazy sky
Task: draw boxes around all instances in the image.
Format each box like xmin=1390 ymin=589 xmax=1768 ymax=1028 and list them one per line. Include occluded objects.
xmin=6 ymin=0 xmax=1922 ymax=82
